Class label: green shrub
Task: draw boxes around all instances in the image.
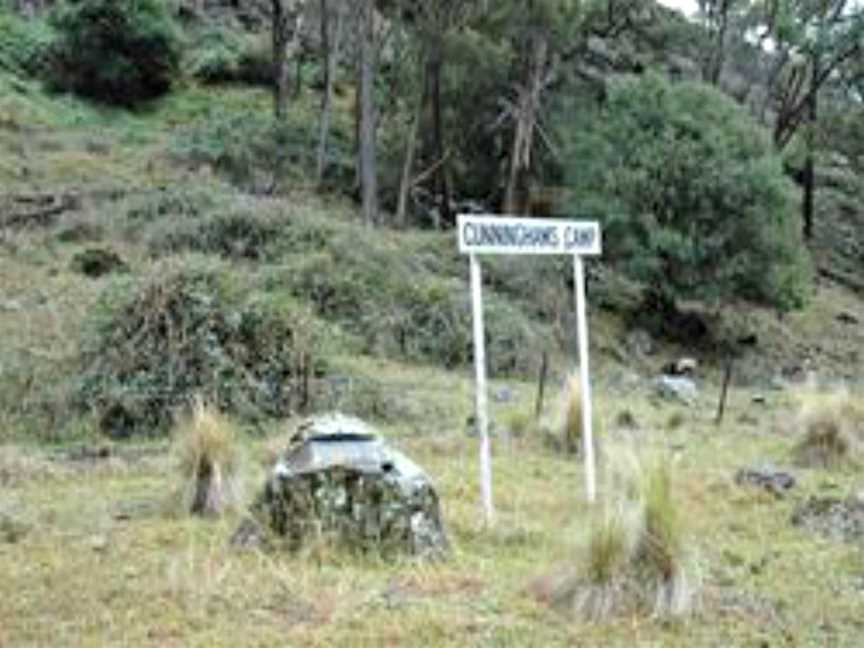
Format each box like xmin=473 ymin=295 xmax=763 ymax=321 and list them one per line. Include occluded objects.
xmin=283 ymin=240 xmax=544 ymax=374
xmin=143 ymin=201 xmax=336 ymax=261
xmin=186 ymin=23 xmax=271 ymax=86
xmin=561 ymin=72 xmax=813 ymax=313
xmin=0 ymin=10 xmax=54 ymax=78
xmin=172 ymin=111 xmax=313 ymax=190
xmin=146 ymin=211 xmax=281 ymax=260
xmin=76 ymin=258 xmax=329 ymax=436
xmin=48 ymin=0 xmax=181 ymax=105
xmin=124 ymin=187 xmax=219 ymax=223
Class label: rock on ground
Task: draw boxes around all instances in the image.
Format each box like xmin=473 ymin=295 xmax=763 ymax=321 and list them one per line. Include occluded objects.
xmin=655 ymin=375 xmax=698 ymax=406
xmin=234 ymin=414 xmax=449 ymax=559
xmin=735 ymin=465 xmax=796 ymax=498
xmin=791 ymin=495 xmax=864 ymax=542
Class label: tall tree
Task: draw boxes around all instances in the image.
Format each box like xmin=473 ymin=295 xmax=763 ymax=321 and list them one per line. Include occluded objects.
xmin=269 ymin=0 xmax=306 ymax=120
xmin=357 ymin=0 xmax=378 ymax=226
xmin=752 ymin=0 xmax=864 ymax=237
xmin=498 ymin=0 xmax=581 ymax=215
xmin=316 ymin=0 xmax=347 ymax=181
xmin=698 ymin=0 xmax=750 ymax=85
xmin=392 ymin=0 xmax=485 ymax=227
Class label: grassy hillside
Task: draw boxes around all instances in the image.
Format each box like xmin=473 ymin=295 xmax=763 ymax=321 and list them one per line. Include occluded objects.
xmin=2 ymin=14 xmax=864 ymax=645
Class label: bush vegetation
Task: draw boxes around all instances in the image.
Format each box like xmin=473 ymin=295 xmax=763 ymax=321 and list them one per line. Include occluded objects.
xmin=133 ymin=200 xmax=549 ymax=374
xmin=281 ymin=236 xmax=544 ymax=374
xmin=0 ymin=8 xmax=54 ymax=78
xmin=186 ymin=22 xmax=271 ymax=86
xmin=48 ymin=0 xmax=181 ymax=105
xmin=561 ymin=73 xmax=813 ymax=313
xmin=75 ymin=258 xmax=328 ymax=436
xmin=171 ymin=110 xmax=316 ymax=190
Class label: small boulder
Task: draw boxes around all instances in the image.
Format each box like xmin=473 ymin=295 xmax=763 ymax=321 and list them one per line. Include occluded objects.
xmin=236 ymin=414 xmax=449 ymax=559
xmin=791 ymin=495 xmax=864 ymax=542
xmin=655 ymin=375 xmax=698 ymax=406
xmin=735 ymin=465 xmax=796 ymax=497
xmin=493 ymin=386 xmax=514 ymax=403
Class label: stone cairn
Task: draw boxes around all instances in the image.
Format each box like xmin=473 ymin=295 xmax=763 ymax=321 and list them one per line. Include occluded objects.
xmin=235 ymin=414 xmax=449 ymax=559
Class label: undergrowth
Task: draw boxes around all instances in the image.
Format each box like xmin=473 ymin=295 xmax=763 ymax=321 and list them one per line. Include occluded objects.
xmin=75 ymin=256 xmax=330 ymax=436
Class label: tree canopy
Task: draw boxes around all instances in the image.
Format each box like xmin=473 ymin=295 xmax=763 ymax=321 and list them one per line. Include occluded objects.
xmin=561 ymin=72 xmax=813 ymax=312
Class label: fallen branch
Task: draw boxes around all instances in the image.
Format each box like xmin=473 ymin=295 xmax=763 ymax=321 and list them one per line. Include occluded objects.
xmin=0 ymin=192 xmax=80 ymax=228
xmin=818 ymin=266 xmax=864 ymax=295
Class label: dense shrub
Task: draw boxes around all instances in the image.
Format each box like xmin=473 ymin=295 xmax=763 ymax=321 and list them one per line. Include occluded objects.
xmin=76 ymin=259 xmax=328 ymax=436
xmin=281 ymin=238 xmax=544 ymax=374
xmin=561 ymin=73 xmax=813 ymax=313
xmin=146 ymin=211 xmax=282 ymax=260
xmin=142 ymin=201 xmax=336 ymax=261
xmin=48 ymin=0 xmax=181 ymax=105
xmin=186 ymin=23 xmax=271 ymax=85
xmin=0 ymin=9 xmax=54 ymax=77
xmin=124 ymin=187 xmax=219 ymax=223
xmin=172 ymin=112 xmax=314 ymax=190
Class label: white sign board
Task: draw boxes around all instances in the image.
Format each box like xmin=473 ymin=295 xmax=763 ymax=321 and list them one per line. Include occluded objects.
xmin=458 ymin=214 xmax=602 ymax=524
xmin=458 ymin=214 xmax=601 ymax=256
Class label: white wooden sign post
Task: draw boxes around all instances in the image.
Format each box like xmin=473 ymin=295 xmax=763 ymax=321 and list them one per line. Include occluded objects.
xmin=458 ymin=214 xmax=602 ymax=524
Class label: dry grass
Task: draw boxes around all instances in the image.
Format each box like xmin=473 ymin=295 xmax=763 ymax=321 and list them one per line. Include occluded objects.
xmin=636 ymin=456 xmax=693 ymax=617
xmin=0 ymin=444 xmax=68 ymax=485
xmin=792 ymin=389 xmax=864 ymax=468
xmin=561 ymin=373 xmax=584 ymax=454
xmin=499 ymin=406 xmax=536 ymax=438
xmin=550 ymin=449 xmax=695 ymax=622
xmin=2 ymin=377 xmax=864 ymax=646
xmin=169 ymin=400 xmax=246 ymax=516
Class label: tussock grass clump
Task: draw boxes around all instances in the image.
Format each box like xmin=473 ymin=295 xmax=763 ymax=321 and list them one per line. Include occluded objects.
xmin=560 ymin=374 xmax=584 ymax=454
xmin=557 ymin=373 xmax=603 ymax=454
xmin=500 ymin=407 xmax=534 ymax=438
xmin=636 ymin=457 xmax=692 ymax=617
xmin=792 ymin=390 xmax=864 ymax=468
xmin=170 ymin=400 xmax=245 ymax=516
xmin=548 ymin=452 xmax=695 ymax=621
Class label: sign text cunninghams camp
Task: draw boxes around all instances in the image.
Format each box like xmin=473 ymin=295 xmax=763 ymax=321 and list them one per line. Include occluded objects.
xmin=458 ymin=215 xmax=601 ymax=256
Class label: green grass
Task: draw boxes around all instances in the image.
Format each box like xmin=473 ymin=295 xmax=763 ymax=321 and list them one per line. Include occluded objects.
xmin=2 ymin=382 xmax=864 ymax=646
xmin=3 ymin=61 xmax=864 ymax=647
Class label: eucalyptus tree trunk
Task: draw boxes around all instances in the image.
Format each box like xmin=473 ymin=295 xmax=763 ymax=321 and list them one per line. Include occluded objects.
xmin=701 ymin=0 xmax=732 ymax=86
xmin=802 ymin=61 xmax=819 ymax=240
xmin=396 ymin=69 xmax=426 ymax=227
xmin=357 ymin=0 xmax=378 ymax=226
xmin=426 ymin=35 xmax=452 ymax=227
xmin=316 ymin=0 xmax=346 ymax=182
xmin=271 ymin=0 xmax=305 ymax=120
xmin=504 ymin=33 xmax=548 ymax=215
